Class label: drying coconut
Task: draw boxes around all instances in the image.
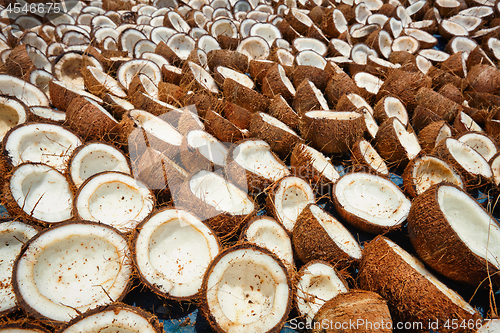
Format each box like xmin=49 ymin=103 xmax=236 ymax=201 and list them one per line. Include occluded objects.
xmin=292 ymin=65 xmax=332 ymax=92
xmin=0 ymin=97 xmax=27 ymax=142
xmin=161 ymin=64 xmax=183 ymax=85
xmin=374 ymin=117 xmax=421 ymax=166
xmin=411 ymin=106 xmax=444 ymax=134
xmin=180 ymin=129 xmax=228 ymax=172
xmin=132 ymin=208 xmax=220 ymax=300
xmin=178 ymin=108 xmax=205 ymax=135
xmin=65 ymin=96 xmax=119 ymax=142
xmin=266 ymin=176 xmax=315 ymax=232
xmin=415 ymin=87 xmax=463 ymax=122
xmin=440 ymin=51 xmax=468 ymax=78
xmin=205 ymin=109 xmax=246 ymax=143
xmin=293 ymin=204 xmax=362 ymax=268
xmin=128 ymin=73 xmax=159 ymax=99
xmin=437 ymin=82 xmax=465 ymax=105
xmin=201 ymin=244 xmax=292 ymax=333
xmin=53 ymin=51 xmax=103 ymax=90
xmin=81 ymin=65 xmax=127 ymax=99
xmin=351 ymin=139 xmax=389 ymax=176
xmin=325 ymin=71 xmax=361 ymax=106
xmin=5 ymin=45 xmax=49 ymax=79
xmin=290 ymin=143 xmax=340 ymax=193
xmin=311 ymin=290 xmax=392 ymax=333
xmin=74 ymin=171 xmax=155 ymax=233
xmin=292 ymin=79 xmax=329 ymax=116
xmin=223 ymin=78 xmax=270 ymax=113
xmin=180 ymin=61 xmax=219 ymax=94
xmin=49 ymin=79 xmax=103 ymax=112
xmin=174 ymin=169 xmax=256 ymax=237
xmin=402 ymin=153 xmax=464 ymax=198
xmin=67 ymin=141 xmax=131 ymax=188
xmin=300 ymin=110 xmax=365 ymax=155
xmin=239 ymin=216 xmax=294 ymax=268
xmin=13 ymin=221 xmax=133 ymax=323
xmin=0 ymin=220 xmax=39 ymax=317
xmin=28 ymin=106 xmax=66 ymax=124
xmin=269 ymin=95 xmax=301 ymax=132
xmin=434 ymin=137 xmax=492 ymax=189
xmin=358 ymin=235 xmax=479 ymax=332
xmin=57 ymin=304 xmax=163 ymax=333
xmin=116 ymin=59 xmax=161 ymax=92
xmin=457 ymin=131 xmax=498 ymax=162
xmin=249 ymin=112 xmax=302 ymax=158
xmin=376 ymin=68 xmax=432 ymax=109
xmin=373 ymin=95 xmax=408 ymax=126
xmin=418 ymin=120 xmax=453 ymax=153
xmin=0 ymin=324 xmax=50 ymax=332
xmin=408 ymin=182 xmax=500 ymax=286
xmin=491 ymin=152 xmax=500 ymax=186
xmin=467 ymin=64 xmax=500 ymax=94
xmin=365 ymin=28 xmax=393 ymax=59
xmin=213 ymin=66 xmax=255 ymax=90
xmin=248 ymin=59 xmax=276 ymax=85
xmin=261 ymin=64 xmax=296 ymax=101
xmin=130 ymin=91 xmax=180 ymax=118
xmin=1 ymin=122 xmax=81 ymax=176
xmin=157 ymin=82 xmax=185 ymax=106
xmin=225 ymin=139 xmax=290 ymax=194
xmin=332 ymin=172 xmax=411 ymax=234
xmin=206 ymin=49 xmax=249 ymax=73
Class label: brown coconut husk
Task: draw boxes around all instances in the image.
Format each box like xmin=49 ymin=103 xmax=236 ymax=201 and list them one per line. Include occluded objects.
xmin=248 ymin=59 xmax=276 ymax=86
xmin=325 ymin=71 xmax=361 ymax=106
xmin=204 ymin=109 xmax=245 ymax=143
xmin=292 ymin=65 xmax=331 ymax=91
xmin=358 ymin=235 xmax=480 ymax=332
xmin=5 ymin=45 xmax=35 ymax=79
xmin=464 ymin=90 xmax=500 ymax=110
xmin=350 ymin=139 xmax=389 ymax=176
xmin=161 ymin=64 xmax=183 ymax=85
xmin=374 ymin=118 xmax=420 ymax=167
xmin=293 ymin=79 xmax=329 ymax=116
xmin=292 ymin=203 xmax=360 ymax=269
xmin=426 ymin=66 xmax=465 ymax=90
xmin=155 ymin=41 xmax=183 ymax=67
xmin=262 ymin=64 xmax=296 ymax=101
xmin=312 ymin=290 xmax=392 ymax=333
xmin=177 ymin=107 xmax=205 ymax=135
xmin=418 ymin=120 xmax=453 ymax=153
xmin=269 ymin=95 xmax=301 ymax=133
xmin=220 ymin=100 xmax=253 ymax=130
xmin=130 ymin=91 xmax=173 ymax=117
xmin=411 ymin=105 xmax=444 ymax=134
xmin=223 ymin=78 xmax=270 ymax=113
xmin=158 ymin=82 xmax=185 ymax=107
xmin=373 ymin=94 xmax=408 ymax=125
xmin=183 ymin=92 xmax=220 ymax=119
xmin=437 ymin=82 xmax=465 ymax=105
xmin=466 ymin=64 xmax=500 ymax=94
xmin=440 ymin=51 xmax=467 ymax=78
xmin=207 ymin=49 xmax=249 ymax=72
xmin=415 ymin=86 xmax=463 ymax=122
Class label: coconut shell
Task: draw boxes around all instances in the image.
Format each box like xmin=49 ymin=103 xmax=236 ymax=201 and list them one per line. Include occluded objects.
xmin=183 ymin=92 xmax=220 ymax=119
xmin=414 ymin=87 xmax=463 ymax=122
xmin=204 ymin=109 xmax=245 ymax=143
xmin=437 ymin=83 xmax=465 ymax=105
xmin=467 ymin=64 xmax=500 ymax=94
xmin=130 ymin=91 xmax=171 ymax=117
xmin=292 ymin=65 xmax=331 ymax=92
xmin=102 ymin=94 xmax=132 ymax=121
xmin=177 ymin=108 xmax=205 ymax=135
xmin=411 ymin=105 xmax=444 ymax=134
xmin=358 ymin=235 xmax=480 ymax=332
xmin=248 ymin=59 xmax=276 ymax=86
xmin=376 ymin=69 xmax=432 ymax=110
xmin=64 ymin=96 xmax=119 ymax=142
xmin=49 ymin=80 xmax=86 ymax=112
xmin=466 ymin=46 xmax=496 ymax=70
xmin=426 ymin=66 xmax=465 ymax=90
xmin=440 ymin=51 xmax=467 ymax=78
xmin=464 ymin=90 xmax=500 ymax=110
xmin=220 ymin=101 xmax=253 ymax=130
xmin=374 ymin=118 xmax=420 ymax=167
xmin=278 ymin=19 xmax=302 ymax=43
xmin=408 ymin=182 xmax=500 ymax=286
xmin=207 ymin=49 xmax=249 ymax=73
xmin=249 ymin=112 xmax=302 ymax=159
xmin=292 ymin=204 xmax=360 ymax=269
xmin=5 ymin=45 xmax=35 ymax=79
xmin=418 ymin=120 xmax=452 ymax=153
xmin=293 ymin=79 xmax=329 ymax=116
xmin=350 ymin=139 xmax=388 ymax=176
xmin=300 ymin=111 xmax=365 ymax=155
xmin=223 ymin=78 xmax=270 ymax=113
xmin=262 ymin=64 xmax=295 ymax=101
xmin=325 ymin=71 xmax=362 ymax=107
xmin=158 ymin=82 xmax=185 ymax=107
xmin=161 ymin=64 xmax=183 ymax=85
xmin=335 ymin=94 xmax=357 ymax=112
xmin=269 ymin=96 xmax=300 ymax=133
xmin=312 ymin=290 xmax=392 ymax=333
xmin=217 ymin=35 xmax=239 ymax=51
xmin=155 ymin=41 xmax=183 ymax=67
xmin=321 ymin=9 xmax=347 ymax=39
xmin=373 ymin=94 xmax=407 ymax=125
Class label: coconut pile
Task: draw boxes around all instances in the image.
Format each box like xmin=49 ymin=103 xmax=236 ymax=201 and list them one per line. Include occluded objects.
xmin=1 ymin=0 xmax=500 ymax=331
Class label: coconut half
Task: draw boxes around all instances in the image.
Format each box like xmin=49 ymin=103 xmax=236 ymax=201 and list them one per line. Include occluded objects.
xmin=4 ymin=163 xmax=74 ymax=224
xmin=351 ymin=139 xmax=389 ymax=176
xmin=333 ymin=172 xmax=411 ymax=234
xmin=133 ymin=208 xmax=220 ymax=300
xmin=295 ymin=260 xmax=349 ymax=324
xmin=403 ymin=154 xmax=464 ymax=198
xmin=0 ymin=220 xmax=38 ymax=316
xmin=180 ymin=129 xmax=228 ymax=172
xmin=13 ymin=221 xmax=133 ymax=323
xmin=201 ymin=244 xmax=291 ymax=333
xmin=75 ymin=171 xmax=155 ymax=233
xmin=375 ymin=117 xmax=421 ymax=166
xmin=58 ymin=303 xmax=163 ymax=333
xmin=267 ymin=176 xmax=315 ymax=232
xmin=457 ymin=131 xmax=498 ymax=162
xmin=408 ymin=183 xmax=500 ymax=286
xmin=68 ymin=141 xmax=131 ymax=188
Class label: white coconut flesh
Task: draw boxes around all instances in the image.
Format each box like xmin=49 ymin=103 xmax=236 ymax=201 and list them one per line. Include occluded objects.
xmin=205 ymin=247 xmax=290 ymax=332
xmin=26 ymin=46 xmax=51 ymax=72
xmin=0 ymin=97 xmax=26 ymax=141
xmin=458 ymin=133 xmax=497 ymax=162
xmin=476 ymin=318 xmax=500 ymax=332
xmin=296 ymin=261 xmax=348 ymax=323
xmin=310 ymin=205 xmax=362 ymax=258
xmin=243 ymin=217 xmax=293 ymax=266
xmin=491 ymin=155 xmax=500 ymax=186
xmin=306 ymin=110 xmax=361 ymax=121
xmin=458 ymin=112 xmax=483 ymax=132
xmin=189 ymin=170 xmax=254 ymax=215
xmin=384 ymin=238 xmax=476 ymax=314
xmin=167 ymin=34 xmax=195 ymax=60
xmin=116 ymin=60 xmax=161 ymax=91
xmin=211 ymin=19 xmax=238 ymax=38
xmin=135 ymin=209 xmax=219 ymax=298
xmin=438 ymin=185 xmax=500 ymax=268
xmin=232 ymin=140 xmax=290 ymax=182
xmin=53 ymin=53 xmax=102 ymax=90
xmin=236 ymin=36 xmax=270 ymax=61
xmin=359 ymin=107 xmax=379 ymax=138
xmin=299 ymin=144 xmax=340 ymax=182
xmin=383 ymin=96 xmax=408 ymax=125
xmin=0 ymin=221 xmax=38 ymax=314
xmin=333 ymin=9 xmax=348 ymax=33
xmin=275 ymin=49 xmax=294 ymax=67
xmin=309 ymin=81 xmax=329 ymax=110
xmin=351 ymin=44 xmax=377 ymax=65
xmin=136 ymin=74 xmax=159 ymax=99
xmin=346 ymin=93 xmax=373 ymax=115
xmin=368 ymin=55 xmax=401 ymax=69
xmin=60 ymin=306 xmax=160 ymax=333
xmin=167 ymin=11 xmax=190 ymax=33
xmin=293 ymin=38 xmax=327 ymax=56
xmin=87 ymin=66 xmax=126 ymax=98
xmin=84 ymin=97 xmax=118 ymax=124
xmin=129 ymin=109 xmax=183 ymax=146
xmin=449 ymin=15 xmax=482 ymax=32
xmin=459 ymin=6 xmax=493 ymax=17
xmin=249 ymin=23 xmax=281 ymax=45
xmin=217 ymin=67 xmax=254 ymax=89
xmin=410 ymin=156 xmax=464 ymax=195
xmin=70 ymin=143 xmax=131 ymax=188
xmin=76 ymin=172 xmax=154 ymax=233
xmin=358 ymin=140 xmax=389 ymax=175
xmin=106 ymin=95 xmax=134 ymax=113
xmin=187 ymin=130 xmax=228 ymax=166
xmin=446 ymin=138 xmax=492 ymax=178
xmin=435 ymin=124 xmax=452 ymax=147
xmin=295 ymin=50 xmax=327 ymax=69
xmin=5 ymin=123 xmax=81 ymax=172
xmin=330 ymin=39 xmax=351 ymax=57
xmin=10 ymin=164 xmax=74 ymax=222
xmin=15 ymin=223 xmax=132 ymax=322
xmin=121 ymin=29 xmax=147 ymax=56
xmin=419 ymin=49 xmax=450 ymax=62
xmin=274 ymin=177 xmax=315 ymax=231
xmin=354 ymin=72 xmax=384 ymax=95
xmin=0 ymin=75 xmax=49 ymax=107
xmin=368 ymin=14 xmax=389 ymax=26
xmin=260 ymin=112 xmax=298 ymax=137
xmin=335 ymin=173 xmax=411 ymax=227
xmin=393 ymin=119 xmax=421 ymax=160
xmin=187 ymin=61 xmax=219 ymax=94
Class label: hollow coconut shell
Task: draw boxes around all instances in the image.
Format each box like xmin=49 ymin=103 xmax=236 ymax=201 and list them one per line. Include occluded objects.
xmin=414 ymin=86 xmax=463 ymax=122
xmin=358 ymin=235 xmax=480 ymax=332
xmin=417 ymin=120 xmax=453 ymax=153
xmin=292 ymin=65 xmax=332 ymax=92
xmin=300 ymin=110 xmax=365 ymax=155
xmin=220 ymin=100 xmax=253 ymax=130
xmin=376 ymin=69 xmax=432 ymax=110
xmin=407 ymin=182 xmax=500 ymax=286
xmin=311 ymin=290 xmax=392 ymax=333
xmin=350 ymin=138 xmax=389 ymax=177
xmin=293 ymin=79 xmax=329 ymax=117
xmin=179 ymin=129 xmax=228 ymax=173
xmin=411 ymin=105 xmax=444 ymax=134
xmin=292 ymin=203 xmax=362 ymax=269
